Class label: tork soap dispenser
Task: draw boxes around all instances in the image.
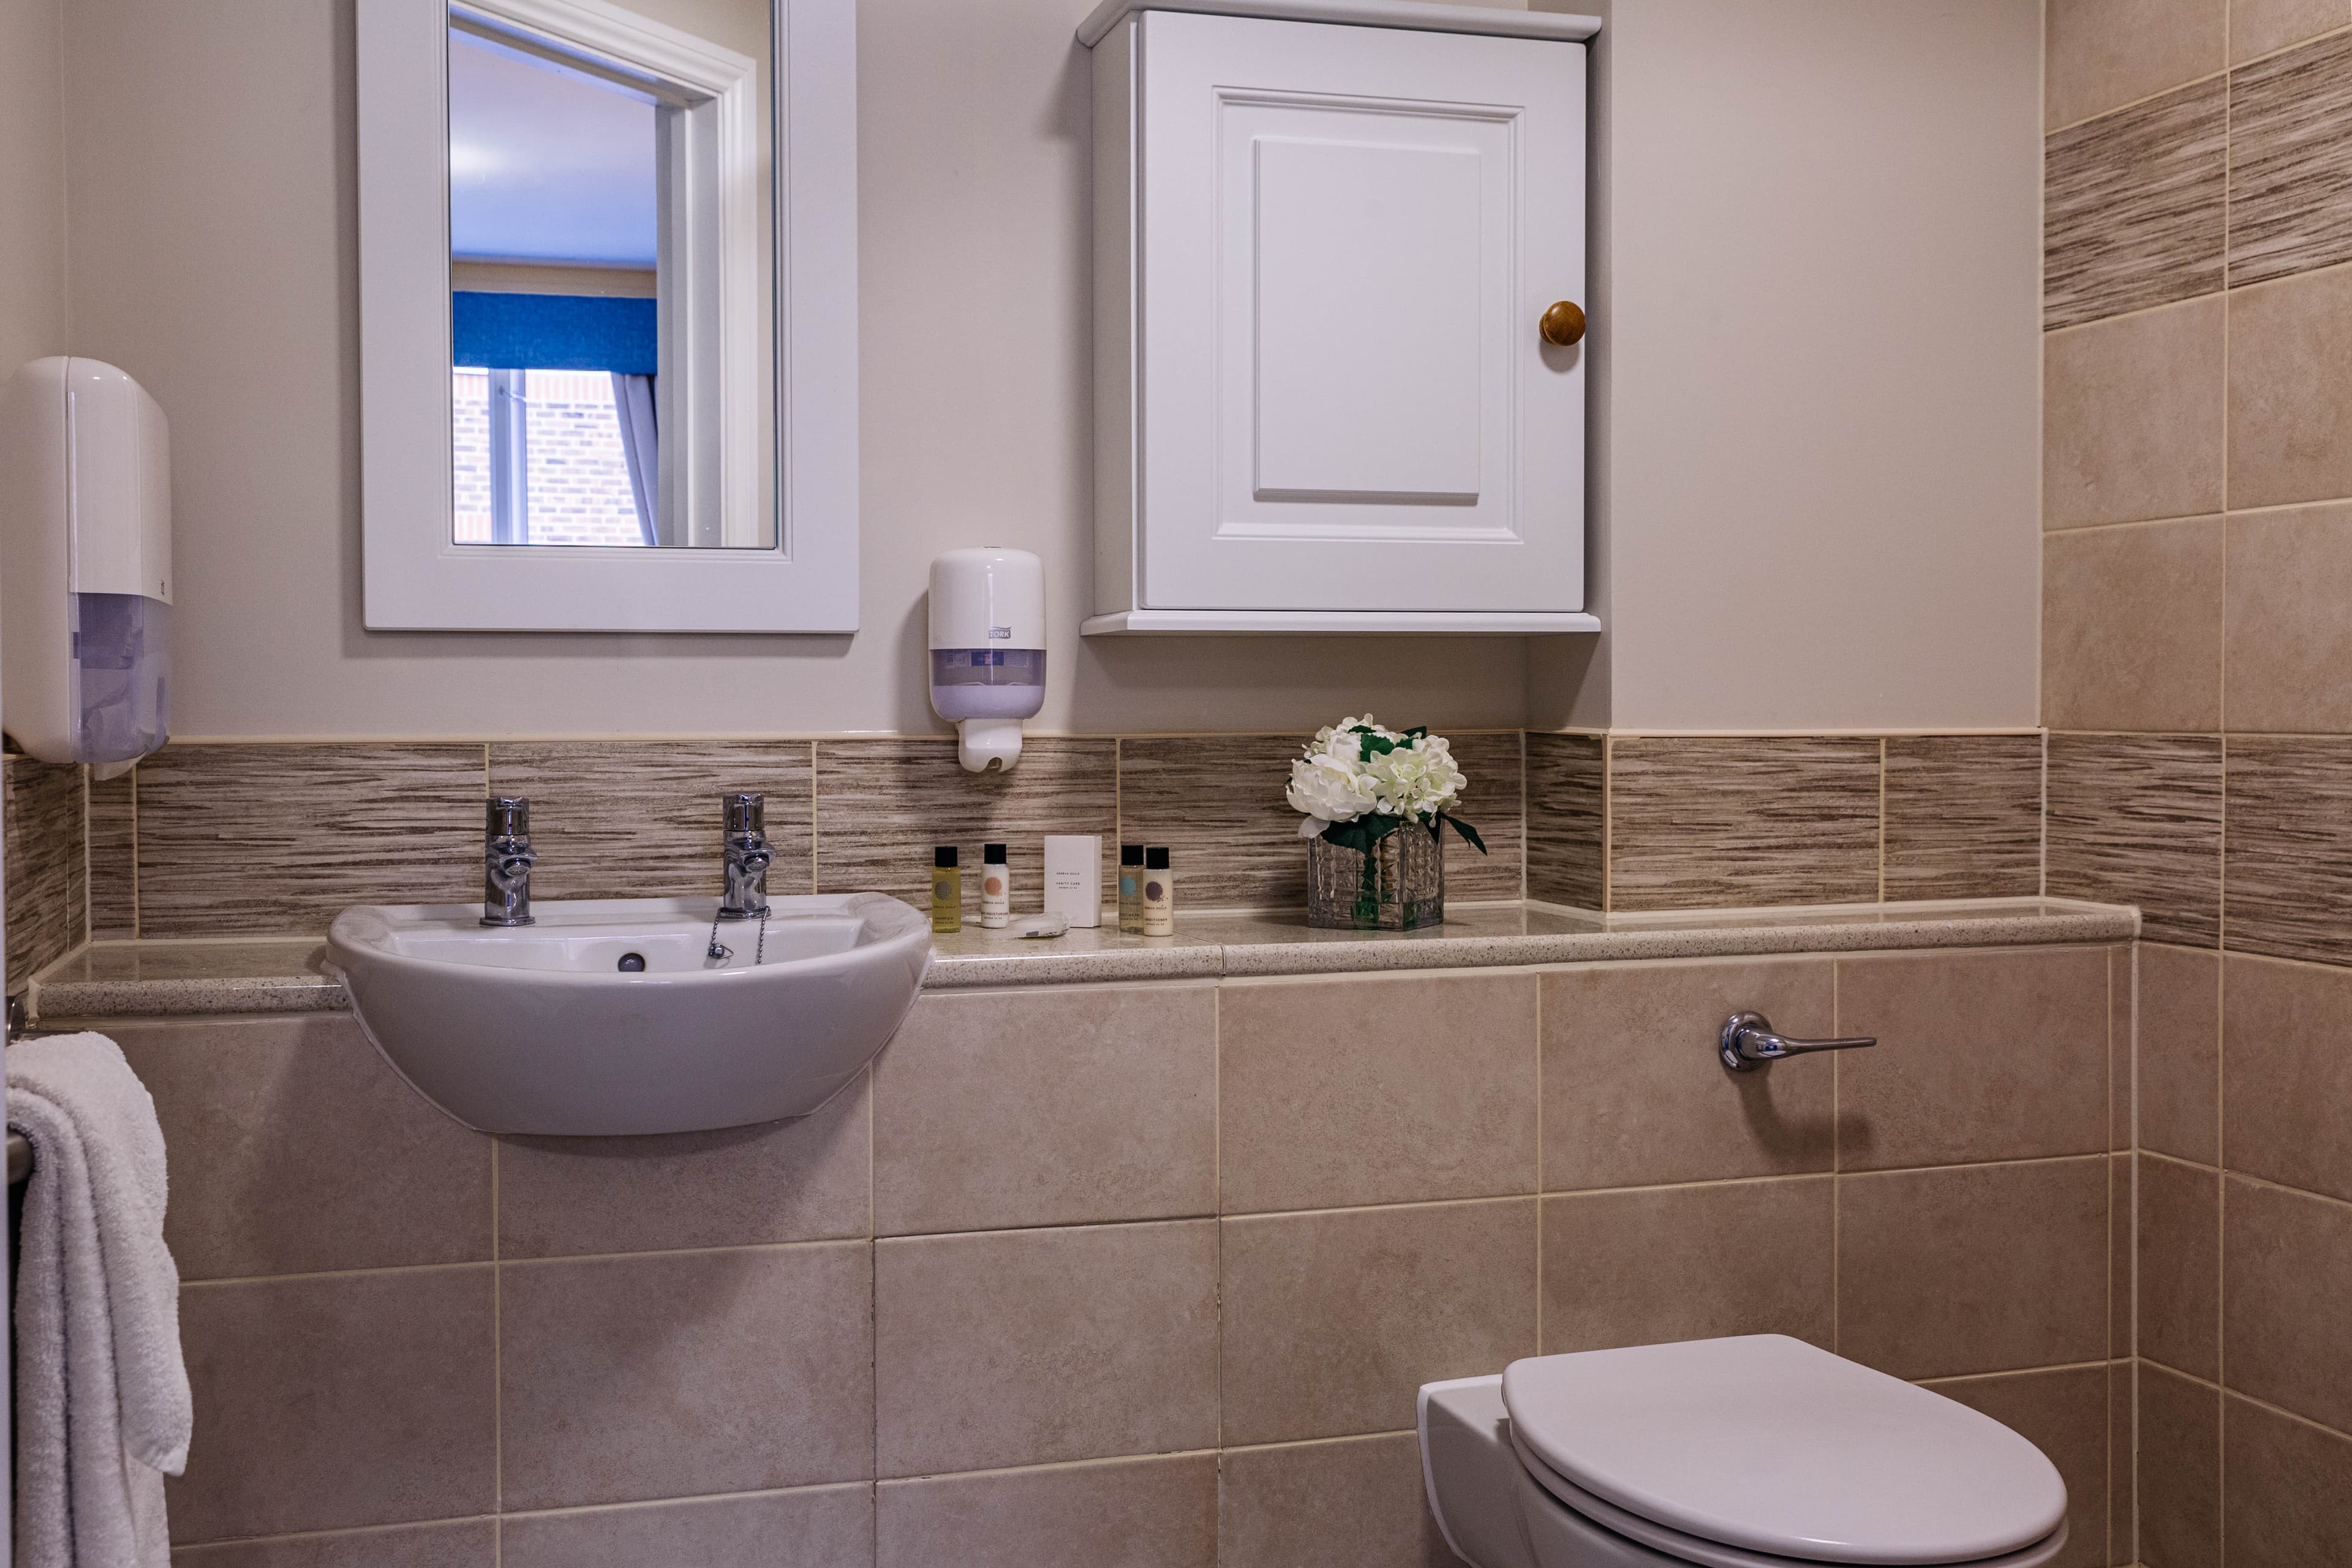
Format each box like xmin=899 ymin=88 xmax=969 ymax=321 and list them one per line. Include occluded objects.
xmin=1 ymin=358 xmax=173 ymax=771
xmin=929 ymin=548 xmax=1044 ymax=772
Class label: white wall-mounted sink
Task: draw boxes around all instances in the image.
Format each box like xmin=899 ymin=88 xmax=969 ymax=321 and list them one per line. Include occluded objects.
xmin=328 ymin=895 xmax=930 ymax=1136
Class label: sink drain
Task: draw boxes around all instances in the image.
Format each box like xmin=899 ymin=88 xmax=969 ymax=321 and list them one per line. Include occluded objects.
xmin=616 ymin=952 xmax=647 ymax=972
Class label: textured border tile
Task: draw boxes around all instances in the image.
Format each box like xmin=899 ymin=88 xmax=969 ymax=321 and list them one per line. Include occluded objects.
xmin=486 ymin=741 xmax=813 ymax=900
xmin=2045 ymin=78 xmax=2227 ymax=330
xmin=1882 ymin=736 xmax=2043 ymax=900
xmin=1117 ymin=735 xmax=1311 ymax=911
xmin=813 ymin=737 xmax=1114 ymax=919
xmin=1436 ymin=730 xmax=1523 ymax=901
xmin=2045 ymin=733 xmax=2222 ymax=946
xmin=2230 ymin=31 xmax=2352 ymax=287
xmin=4 ymin=756 xmax=85 ymax=990
xmin=1525 ymin=733 xmax=1604 ymax=909
xmin=1607 ymin=737 xmax=1880 ymax=911
xmin=137 ymin=745 xmax=484 ymax=937
xmin=88 ymin=767 xmax=135 ymax=940
xmin=2223 ymin=734 xmax=2352 ymax=964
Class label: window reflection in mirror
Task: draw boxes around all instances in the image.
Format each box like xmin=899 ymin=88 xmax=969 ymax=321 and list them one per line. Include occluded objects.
xmin=446 ymin=2 xmax=775 ymax=549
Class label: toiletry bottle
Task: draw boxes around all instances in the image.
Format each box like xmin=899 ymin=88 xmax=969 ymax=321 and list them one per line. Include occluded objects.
xmin=1119 ymin=844 xmax=1145 ymax=933
xmin=1142 ymin=846 xmax=1174 ymax=935
xmin=981 ymin=842 xmax=1010 ymax=928
xmin=932 ymin=846 xmax=962 ymax=933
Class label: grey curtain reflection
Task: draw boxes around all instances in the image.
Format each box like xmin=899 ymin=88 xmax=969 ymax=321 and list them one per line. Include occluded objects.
xmin=612 ymin=372 xmax=660 ymax=547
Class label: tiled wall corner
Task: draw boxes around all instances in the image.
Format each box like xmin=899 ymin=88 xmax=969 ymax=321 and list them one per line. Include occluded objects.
xmin=3 ymin=755 xmax=86 ymax=992
xmin=1604 ymin=736 xmax=1880 ymax=910
xmin=2049 ymin=12 xmax=2352 ymax=1555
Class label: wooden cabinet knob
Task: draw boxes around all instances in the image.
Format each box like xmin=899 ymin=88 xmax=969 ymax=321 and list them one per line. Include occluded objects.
xmin=1539 ymin=300 xmax=1586 ymax=347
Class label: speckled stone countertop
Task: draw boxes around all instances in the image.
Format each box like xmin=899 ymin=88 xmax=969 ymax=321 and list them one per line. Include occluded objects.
xmin=28 ymin=897 xmax=2137 ymax=1021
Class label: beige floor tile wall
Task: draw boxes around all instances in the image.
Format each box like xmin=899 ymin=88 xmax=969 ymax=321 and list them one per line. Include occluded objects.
xmin=2045 ymin=0 xmax=2352 ymax=1554
xmin=123 ymin=943 xmax=2124 ymax=1566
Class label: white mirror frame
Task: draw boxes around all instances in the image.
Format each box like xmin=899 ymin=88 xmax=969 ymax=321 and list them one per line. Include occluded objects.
xmin=356 ymin=0 xmax=858 ymax=632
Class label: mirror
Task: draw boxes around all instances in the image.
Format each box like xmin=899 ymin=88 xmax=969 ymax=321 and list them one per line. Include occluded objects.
xmin=447 ymin=2 xmax=772 ymax=549
xmin=358 ymin=0 xmax=858 ymax=630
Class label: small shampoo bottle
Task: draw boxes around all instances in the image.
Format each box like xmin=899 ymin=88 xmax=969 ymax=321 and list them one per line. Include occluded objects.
xmin=981 ymin=842 xmax=1011 ymax=928
xmin=931 ymin=846 xmax=962 ymax=933
xmin=1142 ymin=846 xmax=1174 ymax=935
xmin=1118 ymin=844 xmax=1146 ymax=934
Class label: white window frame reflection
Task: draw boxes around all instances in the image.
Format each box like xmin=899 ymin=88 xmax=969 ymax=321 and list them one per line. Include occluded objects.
xmin=451 ymin=0 xmax=761 ymax=547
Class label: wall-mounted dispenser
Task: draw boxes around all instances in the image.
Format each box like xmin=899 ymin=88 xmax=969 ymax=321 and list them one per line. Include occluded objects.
xmin=1 ymin=358 xmax=173 ymax=774
xmin=929 ymin=548 xmax=1044 ymax=772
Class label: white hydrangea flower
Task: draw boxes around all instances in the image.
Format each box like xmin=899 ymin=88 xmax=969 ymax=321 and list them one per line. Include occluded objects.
xmin=1286 ymin=714 xmax=1469 ymax=833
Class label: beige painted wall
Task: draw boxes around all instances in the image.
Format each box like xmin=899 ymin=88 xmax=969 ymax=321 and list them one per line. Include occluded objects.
xmin=56 ymin=0 xmax=1529 ymax=740
xmin=54 ymin=0 xmax=2035 ymax=741
xmin=0 ymin=0 xmax=64 ymax=380
xmin=1530 ymin=0 xmax=2043 ymax=731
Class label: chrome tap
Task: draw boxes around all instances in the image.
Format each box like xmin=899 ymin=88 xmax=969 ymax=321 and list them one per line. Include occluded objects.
xmin=718 ymin=792 xmax=772 ymax=920
xmin=482 ymin=797 xmax=537 ymax=927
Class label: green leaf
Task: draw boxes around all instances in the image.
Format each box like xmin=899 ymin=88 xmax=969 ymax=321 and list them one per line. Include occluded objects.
xmin=1442 ymin=815 xmax=1489 ymax=855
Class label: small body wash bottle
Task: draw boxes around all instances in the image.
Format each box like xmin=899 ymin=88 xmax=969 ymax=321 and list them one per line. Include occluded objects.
xmin=931 ymin=846 xmax=962 ymax=933
xmin=981 ymin=842 xmax=1011 ymax=928
xmin=1118 ymin=844 xmax=1146 ymax=933
xmin=1142 ymin=846 xmax=1174 ymax=935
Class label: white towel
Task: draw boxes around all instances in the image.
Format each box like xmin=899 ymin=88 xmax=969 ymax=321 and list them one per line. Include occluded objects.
xmin=9 ymin=1031 xmax=190 ymax=1568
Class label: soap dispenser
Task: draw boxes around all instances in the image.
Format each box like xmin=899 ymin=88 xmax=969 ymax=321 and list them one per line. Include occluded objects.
xmin=929 ymin=547 xmax=1045 ymax=772
xmin=0 ymin=358 xmax=173 ymax=774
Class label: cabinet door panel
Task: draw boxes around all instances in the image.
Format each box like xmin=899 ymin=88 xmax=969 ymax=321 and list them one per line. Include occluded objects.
xmin=1138 ymin=11 xmax=1585 ymax=612
xmin=1253 ymin=135 xmax=1485 ymax=503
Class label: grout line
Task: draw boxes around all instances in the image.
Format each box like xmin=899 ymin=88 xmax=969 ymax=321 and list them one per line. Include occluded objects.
xmin=489 ymin=1133 xmax=502 ymax=1520
xmin=809 ymin=740 xmax=820 ymax=895
xmin=1875 ymin=737 xmax=1887 ymax=903
xmin=1831 ymin=960 xmax=1842 ymax=1354
xmin=1532 ymin=971 xmax=1544 ymax=1354
xmin=1915 ymin=1357 xmax=2117 ymax=1387
xmin=1212 ymin=982 xmax=1224 ymax=1453
xmin=2139 ymin=1360 xmax=2352 ymax=1446
xmin=865 ymin=1065 xmax=878 ymax=1544
xmin=1600 ymin=732 xmax=1613 ymax=914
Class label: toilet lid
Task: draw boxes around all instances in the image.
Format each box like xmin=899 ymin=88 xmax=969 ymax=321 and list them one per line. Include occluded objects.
xmin=1501 ymin=1336 xmax=2068 ymax=1566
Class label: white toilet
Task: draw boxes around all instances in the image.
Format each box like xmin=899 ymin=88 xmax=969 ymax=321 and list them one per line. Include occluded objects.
xmin=1419 ymin=1335 xmax=2070 ymax=1568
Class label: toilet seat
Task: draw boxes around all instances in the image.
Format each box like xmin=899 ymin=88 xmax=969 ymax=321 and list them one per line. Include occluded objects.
xmin=1509 ymin=1429 xmax=2068 ymax=1568
xmin=1500 ymin=1336 xmax=2068 ymax=1566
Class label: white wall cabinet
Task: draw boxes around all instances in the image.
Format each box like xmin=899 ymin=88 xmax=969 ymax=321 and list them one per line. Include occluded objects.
xmin=1082 ymin=0 xmax=1600 ymax=635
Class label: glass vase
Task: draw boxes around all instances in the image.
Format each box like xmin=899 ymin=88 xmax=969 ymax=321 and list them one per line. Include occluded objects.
xmin=1306 ymin=823 xmax=1446 ymax=930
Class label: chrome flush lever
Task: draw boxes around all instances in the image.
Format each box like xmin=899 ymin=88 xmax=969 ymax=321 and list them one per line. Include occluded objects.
xmin=1717 ymin=1011 xmax=1875 ymax=1072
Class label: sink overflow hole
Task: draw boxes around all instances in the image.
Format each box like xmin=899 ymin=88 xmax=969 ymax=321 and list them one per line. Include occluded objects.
xmin=617 ymin=952 xmax=647 ymax=972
